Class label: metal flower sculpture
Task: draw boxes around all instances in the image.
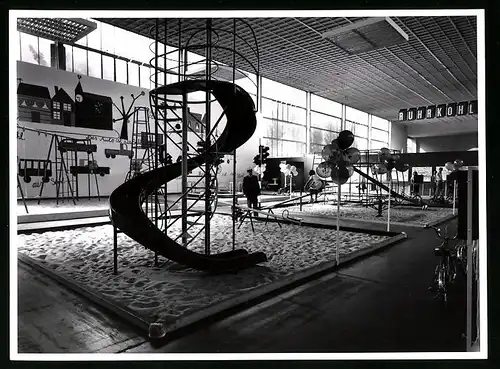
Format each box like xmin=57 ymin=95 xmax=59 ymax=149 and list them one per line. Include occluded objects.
xmin=445 ymin=159 xmax=464 ymax=172
xmin=372 ymin=147 xmax=409 ymax=177
xmin=316 ymin=130 xmax=359 ymax=184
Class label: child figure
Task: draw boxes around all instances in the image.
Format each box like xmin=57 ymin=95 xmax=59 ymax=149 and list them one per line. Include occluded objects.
xmin=304 ymin=169 xmax=324 ymax=203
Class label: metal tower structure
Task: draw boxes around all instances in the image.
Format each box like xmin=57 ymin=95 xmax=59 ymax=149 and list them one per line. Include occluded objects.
xmin=147 ymin=18 xmax=260 ymax=257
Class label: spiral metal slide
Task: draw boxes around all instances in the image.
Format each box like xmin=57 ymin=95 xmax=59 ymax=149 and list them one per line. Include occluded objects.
xmin=352 ymin=166 xmax=422 ymax=206
xmin=109 ymin=80 xmax=267 ymax=273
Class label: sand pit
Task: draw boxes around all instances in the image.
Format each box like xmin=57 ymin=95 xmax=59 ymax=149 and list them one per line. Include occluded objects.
xmin=17 ymin=214 xmax=393 ymax=326
xmin=287 ymin=202 xmax=454 ymax=225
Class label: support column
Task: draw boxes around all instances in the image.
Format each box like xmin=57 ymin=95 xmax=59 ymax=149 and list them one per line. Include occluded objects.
xmin=305 ymin=92 xmax=311 ymax=154
xmin=341 ymin=104 xmax=346 ymax=131
xmin=50 ymin=42 xmax=66 ymax=70
xmin=204 ymin=19 xmax=212 ymax=256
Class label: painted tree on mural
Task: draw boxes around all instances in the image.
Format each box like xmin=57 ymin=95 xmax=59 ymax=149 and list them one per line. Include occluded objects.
xmin=112 ymin=91 xmax=145 ymax=140
xmin=28 ymin=45 xmax=48 ymax=66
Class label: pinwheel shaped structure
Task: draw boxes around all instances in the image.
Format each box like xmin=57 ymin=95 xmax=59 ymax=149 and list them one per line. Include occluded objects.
xmin=445 ymin=159 xmax=464 ymax=172
xmin=315 ymin=130 xmax=360 ymax=184
xmin=280 ymin=163 xmax=299 ymax=177
xmin=371 ymin=148 xmax=410 ymax=177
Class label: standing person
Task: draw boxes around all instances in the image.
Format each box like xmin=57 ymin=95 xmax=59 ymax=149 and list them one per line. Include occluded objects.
xmin=431 ymin=170 xmax=437 ymax=197
xmin=437 ymin=167 xmax=444 ymax=198
xmin=412 ymin=171 xmax=420 ymax=196
xmin=242 ymin=168 xmax=260 ymax=217
xmin=304 ymin=169 xmax=324 ymax=203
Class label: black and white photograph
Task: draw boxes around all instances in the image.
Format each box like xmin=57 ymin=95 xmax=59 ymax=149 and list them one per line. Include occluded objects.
xmin=9 ymin=9 xmax=487 ymax=360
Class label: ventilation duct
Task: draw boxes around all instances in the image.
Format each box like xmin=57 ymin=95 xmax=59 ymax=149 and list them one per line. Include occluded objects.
xmin=321 ymin=17 xmax=409 ymax=55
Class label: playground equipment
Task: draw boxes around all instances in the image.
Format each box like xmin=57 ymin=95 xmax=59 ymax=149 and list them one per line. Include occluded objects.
xmin=278 ymin=163 xmax=299 ymax=196
xmin=61 ymin=138 xmax=102 ymax=200
xmin=104 ymin=143 xmax=133 ymax=159
xmin=18 ymin=158 xmax=52 ymax=183
xmin=112 ymin=91 xmax=146 ymax=140
xmin=109 ymin=19 xmax=263 ymax=275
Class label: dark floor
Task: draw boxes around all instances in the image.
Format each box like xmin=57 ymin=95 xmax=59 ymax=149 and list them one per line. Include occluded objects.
xmin=17 ymin=219 xmax=468 ymax=353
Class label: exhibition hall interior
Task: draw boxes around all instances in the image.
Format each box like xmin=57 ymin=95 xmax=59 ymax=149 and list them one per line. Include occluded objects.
xmin=13 ymin=13 xmax=483 ymax=355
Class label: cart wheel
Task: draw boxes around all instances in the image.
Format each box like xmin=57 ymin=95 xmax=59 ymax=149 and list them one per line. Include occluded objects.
xmin=105 ymin=153 xmax=110 ymax=158
xmin=100 ymin=172 xmax=105 ymax=177
xmin=111 ymin=154 xmax=116 ymax=159
xmin=24 ymin=176 xmax=31 ymax=183
xmin=42 ymin=176 xmax=50 ymax=183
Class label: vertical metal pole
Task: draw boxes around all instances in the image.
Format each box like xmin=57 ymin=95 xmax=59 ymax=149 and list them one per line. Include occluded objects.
xmin=336 ymin=183 xmax=341 ymax=264
xmin=259 ymin=137 xmax=262 ymax=197
xmin=231 ymin=19 xmax=237 ymax=252
xmin=164 ymin=18 xmax=168 ymax=235
xmin=466 ymin=167 xmax=473 ymax=350
xmin=453 ymin=180 xmax=457 ymax=215
xmin=387 ymin=175 xmax=391 ymax=232
xmin=306 ymin=92 xmax=311 ymax=154
xmin=113 ymin=226 xmax=118 ymax=275
xmin=204 ymin=18 xmax=212 ymax=256
xmin=181 ymin=48 xmax=188 ymax=246
xmin=74 ymin=150 xmax=79 ymax=199
xmin=154 ymin=19 xmax=159 ymax=266
xmin=232 ymin=149 xmax=236 ymax=251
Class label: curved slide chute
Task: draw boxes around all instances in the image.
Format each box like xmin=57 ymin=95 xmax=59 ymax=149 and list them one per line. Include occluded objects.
xmin=109 ymin=80 xmax=267 ymax=273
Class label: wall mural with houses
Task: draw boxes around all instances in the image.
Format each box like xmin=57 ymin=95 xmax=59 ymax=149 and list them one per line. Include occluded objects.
xmin=16 ymin=60 xmax=258 ymax=202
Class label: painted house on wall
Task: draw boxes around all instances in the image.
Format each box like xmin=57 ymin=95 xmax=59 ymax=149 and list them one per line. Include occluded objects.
xmin=51 ymin=86 xmax=75 ymax=127
xmin=74 ymin=80 xmax=113 ymax=131
xmin=17 ymin=82 xmax=52 ymax=124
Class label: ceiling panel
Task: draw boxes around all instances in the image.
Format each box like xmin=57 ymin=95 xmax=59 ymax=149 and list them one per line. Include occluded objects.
xmin=96 ymin=16 xmax=478 ymax=137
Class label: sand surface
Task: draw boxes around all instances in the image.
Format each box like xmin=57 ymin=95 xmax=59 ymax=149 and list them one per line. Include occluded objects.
xmin=287 ymin=202 xmax=453 ymax=225
xmin=17 ymin=214 xmax=394 ymax=326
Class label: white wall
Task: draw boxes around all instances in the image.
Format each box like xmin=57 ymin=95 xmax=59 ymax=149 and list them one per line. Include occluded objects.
xmin=16 ymin=61 xmax=259 ymax=198
xmin=390 ymin=121 xmax=407 ymax=153
xmin=416 ymin=133 xmax=478 ymax=152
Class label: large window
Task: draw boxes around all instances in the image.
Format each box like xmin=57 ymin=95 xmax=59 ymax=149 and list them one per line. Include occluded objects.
xmin=261 ymin=93 xmax=306 ymax=157
xmin=102 ymin=56 xmax=115 ymax=81
xmin=140 ymin=65 xmax=151 ymax=89
xmin=20 ymin=32 xmax=39 ymax=65
xmin=262 ymin=138 xmax=306 ymax=158
xmin=128 ymin=62 xmax=140 ymax=87
xmin=311 ymin=94 xmax=342 ymax=117
xmin=346 ymin=106 xmax=369 ymax=125
xmin=371 ymin=114 xmax=390 ymax=150
xmin=115 ymin=59 xmax=127 ymax=84
xmin=310 ymin=111 xmax=341 ymax=153
xmin=65 ymin=46 xmax=73 ymax=73
xmin=88 ymin=51 xmax=102 ymax=78
xmin=73 ymin=47 xmax=87 ymax=75
xmin=262 ymin=77 xmax=306 ymax=108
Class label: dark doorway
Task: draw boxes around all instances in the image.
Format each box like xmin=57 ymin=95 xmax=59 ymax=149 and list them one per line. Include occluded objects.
xmin=31 ymin=111 xmax=40 ymax=123
xmin=63 ymin=111 xmax=72 ymax=126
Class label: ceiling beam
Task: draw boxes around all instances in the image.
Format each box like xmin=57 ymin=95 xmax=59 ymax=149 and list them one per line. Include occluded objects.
xmin=447 ymin=16 xmax=477 ymax=64
xmin=428 ymin=17 xmax=477 ymax=83
xmin=384 ymin=47 xmax=453 ymax=101
xmin=395 ymin=17 xmax=475 ymax=99
xmin=250 ymin=19 xmax=401 ymax=111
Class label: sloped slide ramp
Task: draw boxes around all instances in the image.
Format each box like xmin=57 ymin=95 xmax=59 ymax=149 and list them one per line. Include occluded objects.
xmin=109 ymin=80 xmax=267 ymax=273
